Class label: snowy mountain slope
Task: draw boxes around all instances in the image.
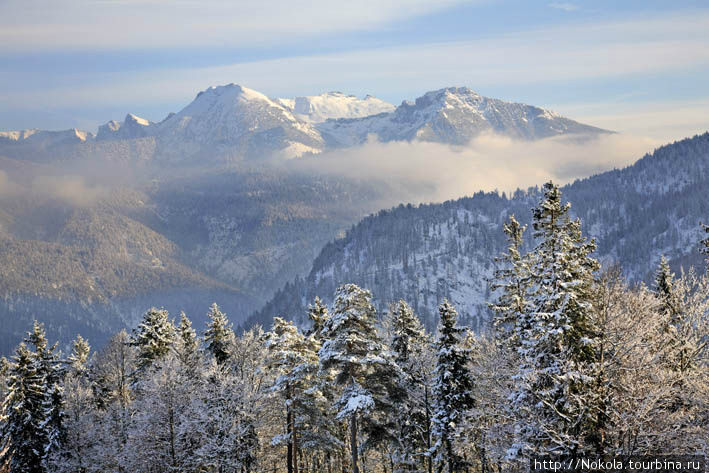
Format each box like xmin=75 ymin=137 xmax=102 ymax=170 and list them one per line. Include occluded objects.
xmin=275 ymin=92 xmax=395 ymax=123
xmin=247 ymin=133 xmax=709 ymax=333
xmin=96 ymin=113 xmax=154 ymax=140
xmin=0 ymin=85 xmax=608 ymax=166
xmin=317 ymin=87 xmax=609 ymax=146
xmin=0 ymin=128 xmax=93 ymax=146
xmin=154 ymin=84 xmax=325 ymax=161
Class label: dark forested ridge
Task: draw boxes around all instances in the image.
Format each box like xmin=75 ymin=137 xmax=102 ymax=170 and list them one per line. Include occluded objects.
xmin=248 ymin=132 xmax=709 ymax=332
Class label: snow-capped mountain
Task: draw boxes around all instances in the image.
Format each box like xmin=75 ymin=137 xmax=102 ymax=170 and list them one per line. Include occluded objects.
xmin=155 ymin=84 xmax=325 ymax=161
xmin=0 ymin=84 xmax=609 ymax=166
xmin=275 ymin=92 xmax=395 ymax=123
xmin=317 ymin=87 xmax=608 ymax=147
xmin=246 ymin=133 xmax=709 ymax=333
xmin=96 ymin=113 xmax=153 ymax=140
xmin=0 ymin=128 xmax=93 ymax=147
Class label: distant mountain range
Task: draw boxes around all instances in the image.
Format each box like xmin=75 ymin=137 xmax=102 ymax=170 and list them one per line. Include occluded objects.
xmin=245 ymin=133 xmax=709 ymax=333
xmin=0 ymin=83 xmax=617 ymax=354
xmin=0 ymin=84 xmax=609 ymax=165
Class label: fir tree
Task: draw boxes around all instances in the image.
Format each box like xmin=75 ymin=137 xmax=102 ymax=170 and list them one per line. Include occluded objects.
xmin=306 ymin=297 xmax=329 ymax=339
xmin=204 ymin=302 xmax=235 ymax=365
xmin=0 ymin=343 xmax=46 ymax=473
xmin=131 ymin=307 xmax=175 ymax=371
xmin=1 ymin=323 xmax=64 ymax=473
xmin=319 ymin=284 xmax=402 ymax=473
xmin=654 ymin=256 xmax=681 ymax=321
xmin=388 ymin=300 xmax=432 ymax=473
xmin=490 ymin=215 xmax=532 ymax=349
xmin=67 ymin=335 xmax=91 ymax=375
xmin=266 ymin=317 xmax=322 ymax=473
xmin=174 ymin=311 xmax=200 ymax=371
xmin=26 ymin=322 xmax=65 ymax=462
xmin=509 ymin=181 xmax=604 ymax=457
xmin=431 ymin=300 xmax=475 ymax=473
xmin=49 ymin=336 xmax=92 ymax=473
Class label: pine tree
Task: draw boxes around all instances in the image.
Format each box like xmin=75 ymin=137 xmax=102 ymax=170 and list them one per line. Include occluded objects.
xmin=701 ymin=223 xmax=709 ymax=263
xmin=388 ymin=300 xmax=432 ymax=472
xmin=174 ymin=311 xmax=200 ymax=371
xmin=27 ymin=322 xmax=65 ymax=463
xmin=654 ymin=256 xmax=681 ymax=321
xmin=490 ymin=215 xmax=532 ymax=349
xmin=307 ymin=297 xmax=329 ymax=338
xmin=0 ymin=343 xmax=46 ymax=473
xmin=190 ymin=360 xmax=260 ymax=473
xmin=87 ymin=330 xmax=135 ymax=469
xmin=67 ymin=335 xmax=91 ymax=375
xmin=204 ymin=302 xmax=235 ymax=365
xmin=266 ymin=317 xmax=322 ymax=473
xmin=509 ymin=181 xmax=604 ymax=457
xmin=131 ymin=307 xmax=175 ymax=371
xmin=319 ymin=284 xmax=402 ymax=473
xmin=1 ymin=323 xmax=64 ymax=473
xmin=431 ymin=300 xmax=475 ymax=473
xmin=652 ymin=257 xmax=697 ymax=374
xmin=48 ymin=336 xmax=92 ymax=473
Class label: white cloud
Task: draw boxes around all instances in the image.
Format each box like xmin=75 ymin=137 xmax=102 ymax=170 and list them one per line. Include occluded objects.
xmin=0 ymin=0 xmax=479 ymax=51
xmin=292 ymin=133 xmax=661 ymax=202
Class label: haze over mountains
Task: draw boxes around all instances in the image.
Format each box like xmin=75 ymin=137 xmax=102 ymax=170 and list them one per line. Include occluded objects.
xmin=0 ymin=82 xmax=672 ymax=355
xmin=248 ymin=133 xmax=709 ymax=333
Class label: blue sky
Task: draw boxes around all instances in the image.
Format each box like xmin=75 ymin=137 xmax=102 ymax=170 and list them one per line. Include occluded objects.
xmin=1 ymin=0 xmax=708 ymax=141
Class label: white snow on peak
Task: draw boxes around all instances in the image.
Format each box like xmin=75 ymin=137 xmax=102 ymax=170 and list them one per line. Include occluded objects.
xmin=0 ymin=128 xmax=91 ymax=144
xmin=125 ymin=113 xmax=151 ymax=127
xmin=276 ymin=91 xmax=395 ymax=123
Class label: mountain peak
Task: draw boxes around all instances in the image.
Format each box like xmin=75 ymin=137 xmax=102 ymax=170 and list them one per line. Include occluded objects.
xmin=125 ymin=113 xmax=150 ymax=126
xmin=278 ymin=91 xmax=395 ymax=123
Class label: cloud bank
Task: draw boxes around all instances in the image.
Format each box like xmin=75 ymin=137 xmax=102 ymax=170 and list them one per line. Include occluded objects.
xmin=295 ymin=133 xmax=661 ymax=203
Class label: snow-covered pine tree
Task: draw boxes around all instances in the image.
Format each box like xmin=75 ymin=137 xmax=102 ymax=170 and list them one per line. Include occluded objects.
xmin=266 ymin=317 xmax=322 ymax=473
xmin=490 ymin=215 xmax=532 ymax=349
xmin=0 ymin=322 xmax=64 ymax=473
xmin=654 ymin=256 xmax=681 ymax=321
xmin=0 ymin=343 xmax=46 ymax=472
xmin=189 ymin=359 xmax=260 ymax=473
xmin=701 ymin=223 xmax=709 ymax=262
xmin=204 ymin=302 xmax=235 ymax=365
xmin=67 ymin=335 xmax=90 ymax=375
xmin=131 ymin=307 xmax=175 ymax=371
xmin=431 ymin=300 xmax=475 ymax=473
xmin=510 ymin=181 xmax=603 ymax=457
xmin=307 ymin=296 xmax=328 ymax=339
xmin=47 ymin=335 xmax=93 ymax=473
xmin=124 ymin=354 xmax=195 ymax=472
xmin=319 ymin=284 xmax=402 ymax=473
xmin=388 ymin=300 xmax=432 ymax=472
xmin=26 ymin=321 xmax=65 ymax=464
xmin=174 ymin=311 xmax=200 ymax=372
xmin=652 ymin=256 xmax=691 ymax=372
xmin=304 ymin=298 xmax=342 ymax=472
xmin=87 ymin=330 xmax=135 ymax=470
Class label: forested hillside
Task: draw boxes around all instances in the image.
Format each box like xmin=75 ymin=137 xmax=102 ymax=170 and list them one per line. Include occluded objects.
xmin=248 ymin=133 xmax=709 ymax=332
xmin=1 ymin=183 xmax=706 ymax=472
